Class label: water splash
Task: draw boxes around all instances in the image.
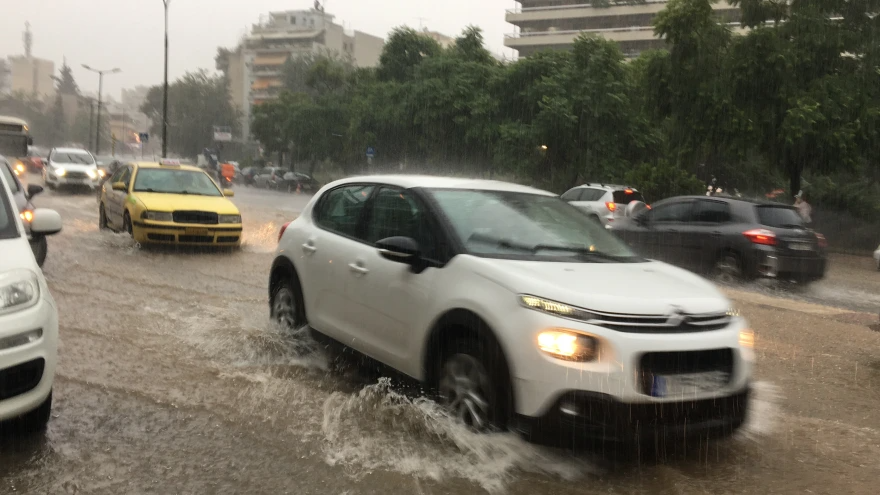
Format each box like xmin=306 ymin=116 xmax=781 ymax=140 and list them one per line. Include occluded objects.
xmin=736 ymin=380 xmax=782 ymax=441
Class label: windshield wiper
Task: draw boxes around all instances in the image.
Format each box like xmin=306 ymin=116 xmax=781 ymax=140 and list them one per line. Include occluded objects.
xmin=776 ymin=223 xmax=805 ymax=229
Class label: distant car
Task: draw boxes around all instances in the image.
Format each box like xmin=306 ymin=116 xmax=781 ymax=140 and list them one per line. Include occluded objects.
xmin=561 ymin=183 xmax=647 ymax=227
xmin=1 ymin=154 xmax=49 ymax=266
xmin=98 ymin=159 xmax=242 ymax=247
xmin=280 ymin=171 xmax=319 ymax=193
xmin=253 ymin=167 xmax=283 ymax=189
xmin=269 ymin=175 xmax=753 ymax=443
xmin=43 ymin=147 xmax=104 ymax=190
xmin=611 ymin=196 xmax=828 ymax=283
xmin=22 ymin=146 xmax=48 ymax=172
xmin=0 ymin=162 xmax=63 ymax=433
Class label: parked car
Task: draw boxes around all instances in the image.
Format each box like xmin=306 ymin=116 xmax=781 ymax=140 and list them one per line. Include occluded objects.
xmin=561 ymin=183 xmax=647 ymax=227
xmin=22 ymin=146 xmax=49 ymax=173
xmin=253 ymin=167 xmax=284 ymax=189
xmin=0 ymin=162 xmax=62 ymax=433
xmin=43 ymin=147 xmax=103 ymax=190
xmin=269 ymin=176 xmax=753 ymax=444
xmin=1 ymin=154 xmax=49 ymax=266
xmin=280 ymin=171 xmax=319 ymax=193
xmin=611 ymin=195 xmax=828 ymax=283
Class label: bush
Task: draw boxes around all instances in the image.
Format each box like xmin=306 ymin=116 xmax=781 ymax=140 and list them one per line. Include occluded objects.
xmin=624 ymin=161 xmax=704 ymax=203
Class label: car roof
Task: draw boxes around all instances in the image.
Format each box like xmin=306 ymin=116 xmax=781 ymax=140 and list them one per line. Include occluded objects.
xmin=134 ymin=162 xmax=204 ymax=172
xmin=661 ymin=195 xmax=794 ymax=208
xmin=51 ymin=147 xmax=92 ymax=153
xmin=571 ymin=183 xmax=637 ymax=191
xmin=331 ymin=175 xmax=556 ymax=196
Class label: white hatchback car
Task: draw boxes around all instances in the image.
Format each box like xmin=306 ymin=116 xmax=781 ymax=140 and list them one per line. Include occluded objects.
xmin=43 ymin=147 xmax=103 ymax=190
xmin=270 ymin=176 xmax=754 ymax=442
xmin=0 ymin=169 xmax=62 ymax=431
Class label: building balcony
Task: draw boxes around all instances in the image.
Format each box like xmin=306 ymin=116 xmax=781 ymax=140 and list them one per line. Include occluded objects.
xmin=504 ymin=21 xmax=749 ymax=50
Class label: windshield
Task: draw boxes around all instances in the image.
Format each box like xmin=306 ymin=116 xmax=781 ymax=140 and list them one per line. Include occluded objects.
xmin=133 ymin=168 xmax=222 ymax=196
xmin=51 ymin=151 xmax=96 ymax=165
xmin=756 ymin=205 xmax=805 ymax=228
xmin=427 ymin=189 xmax=640 ymax=262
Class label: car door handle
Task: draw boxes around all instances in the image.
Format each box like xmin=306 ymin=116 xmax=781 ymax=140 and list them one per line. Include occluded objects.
xmin=302 ymin=242 xmax=317 ymax=254
xmin=348 ymin=262 xmax=369 ymax=275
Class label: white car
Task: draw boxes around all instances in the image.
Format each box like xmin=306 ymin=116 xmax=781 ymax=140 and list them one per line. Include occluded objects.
xmin=43 ymin=147 xmax=104 ymax=190
xmin=269 ymin=176 xmax=754 ymax=442
xmin=0 ymin=169 xmax=62 ymax=431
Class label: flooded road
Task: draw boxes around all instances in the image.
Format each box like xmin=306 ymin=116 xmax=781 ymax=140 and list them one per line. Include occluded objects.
xmin=1 ymin=178 xmax=878 ymax=494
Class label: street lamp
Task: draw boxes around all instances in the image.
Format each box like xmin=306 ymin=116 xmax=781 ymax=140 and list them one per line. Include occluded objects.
xmin=162 ymin=0 xmax=171 ymax=158
xmin=82 ymin=65 xmax=121 ymax=155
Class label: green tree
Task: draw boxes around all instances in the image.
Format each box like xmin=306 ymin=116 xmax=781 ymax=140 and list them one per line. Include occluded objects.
xmin=55 ymin=62 xmax=80 ymax=96
xmin=377 ymin=27 xmax=442 ymax=82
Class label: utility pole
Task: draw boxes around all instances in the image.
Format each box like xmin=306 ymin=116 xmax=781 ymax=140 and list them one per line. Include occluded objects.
xmin=88 ymin=99 xmax=95 ymax=150
xmin=162 ymin=0 xmax=171 ymax=158
xmin=82 ymin=65 xmax=121 ymax=156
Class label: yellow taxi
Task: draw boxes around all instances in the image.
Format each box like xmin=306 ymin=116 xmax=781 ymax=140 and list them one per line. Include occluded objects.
xmin=98 ymin=159 xmax=243 ymax=247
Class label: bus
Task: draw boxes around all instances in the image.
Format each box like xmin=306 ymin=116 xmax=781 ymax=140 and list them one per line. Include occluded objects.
xmin=0 ymin=115 xmax=34 ymax=161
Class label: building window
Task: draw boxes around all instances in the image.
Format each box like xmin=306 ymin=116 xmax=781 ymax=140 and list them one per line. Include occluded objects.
xmin=290 ymin=16 xmax=296 ymax=25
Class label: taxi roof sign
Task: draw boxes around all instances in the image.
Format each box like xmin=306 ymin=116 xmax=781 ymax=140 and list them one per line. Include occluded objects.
xmin=159 ymin=158 xmax=181 ymax=166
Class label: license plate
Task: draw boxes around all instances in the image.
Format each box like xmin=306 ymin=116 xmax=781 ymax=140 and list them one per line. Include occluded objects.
xmin=650 ymin=371 xmax=730 ymax=398
xmin=790 ymin=242 xmax=813 ymax=251
xmin=185 ymin=228 xmax=209 ymax=235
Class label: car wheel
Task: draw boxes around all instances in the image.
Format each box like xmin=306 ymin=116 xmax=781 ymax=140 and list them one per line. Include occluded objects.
xmin=438 ymin=337 xmax=511 ymax=432
xmin=29 ymin=235 xmax=48 ymax=267
xmin=18 ymin=391 xmax=52 ymax=433
xmin=122 ymin=211 xmax=134 ymax=237
xmin=714 ymin=252 xmax=742 ymax=284
xmin=270 ymin=275 xmax=306 ymax=331
xmin=99 ymin=204 xmax=109 ymax=230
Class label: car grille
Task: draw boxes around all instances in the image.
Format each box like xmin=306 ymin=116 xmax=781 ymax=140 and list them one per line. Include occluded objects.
xmin=217 ymin=236 xmax=239 ymax=243
xmin=0 ymin=358 xmax=45 ymax=400
xmin=637 ymin=349 xmax=733 ymax=395
xmin=587 ymin=310 xmax=731 ymax=333
xmin=66 ymin=171 xmax=89 ymax=180
xmin=179 ymin=235 xmax=215 ymax=243
xmin=173 ymin=211 xmax=218 ymax=225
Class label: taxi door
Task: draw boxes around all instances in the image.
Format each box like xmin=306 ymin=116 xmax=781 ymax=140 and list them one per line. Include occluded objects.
xmin=105 ymin=165 xmax=133 ymax=228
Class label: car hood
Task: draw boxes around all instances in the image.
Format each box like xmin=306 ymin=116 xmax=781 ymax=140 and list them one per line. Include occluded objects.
xmin=50 ymin=162 xmax=97 ymax=172
xmin=133 ymin=192 xmax=239 ymax=214
xmin=470 ymin=257 xmax=728 ymax=316
xmin=0 ymin=236 xmax=38 ymax=272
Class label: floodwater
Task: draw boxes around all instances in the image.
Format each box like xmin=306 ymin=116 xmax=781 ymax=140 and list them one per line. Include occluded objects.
xmin=0 ymin=178 xmax=877 ymax=494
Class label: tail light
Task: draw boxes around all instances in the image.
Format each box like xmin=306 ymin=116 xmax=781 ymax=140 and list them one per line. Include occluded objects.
xmin=815 ymin=232 xmax=828 ymax=248
xmin=278 ymin=221 xmax=291 ymax=242
xmin=743 ymin=228 xmax=777 ymax=246
xmin=605 ymin=202 xmax=617 ymax=212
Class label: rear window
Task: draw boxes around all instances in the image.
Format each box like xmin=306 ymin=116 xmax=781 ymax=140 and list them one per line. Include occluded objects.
xmin=756 ymin=206 xmax=804 ymax=228
xmin=613 ymin=190 xmax=645 ymax=205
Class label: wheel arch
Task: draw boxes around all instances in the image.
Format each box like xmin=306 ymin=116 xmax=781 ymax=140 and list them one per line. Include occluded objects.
xmin=269 ymin=255 xmax=303 ymax=307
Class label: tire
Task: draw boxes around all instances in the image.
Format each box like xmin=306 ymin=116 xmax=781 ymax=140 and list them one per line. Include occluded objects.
xmin=713 ymin=251 xmax=743 ymax=284
xmin=29 ymin=235 xmax=48 ymax=267
xmin=437 ymin=335 xmax=512 ymax=432
xmin=122 ymin=211 xmax=133 ymax=237
xmin=98 ymin=204 xmax=109 ymax=230
xmin=18 ymin=391 xmax=52 ymax=433
xmin=270 ymin=273 xmax=306 ymax=331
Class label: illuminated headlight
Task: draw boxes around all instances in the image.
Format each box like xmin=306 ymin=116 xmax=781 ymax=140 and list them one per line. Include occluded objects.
xmin=20 ymin=210 xmax=34 ymax=223
xmin=86 ymin=169 xmax=98 ymax=179
xmin=54 ymin=167 xmax=66 ymax=177
xmin=0 ymin=329 xmax=43 ymax=351
xmin=218 ymin=214 xmax=242 ymax=224
xmin=14 ymin=161 xmax=25 ymax=175
xmin=739 ymin=329 xmax=754 ymax=348
xmin=98 ymin=169 xmax=106 ymax=177
xmin=142 ymin=211 xmax=173 ymax=222
xmin=519 ymin=294 xmax=597 ymax=321
xmin=0 ymin=269 xmax=41 ymax=316
xmin=537 ymin=329 xmax=598 ymax=362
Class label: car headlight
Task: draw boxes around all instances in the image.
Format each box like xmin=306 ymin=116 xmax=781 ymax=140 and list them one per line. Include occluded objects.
xmin=0 ymin=269 xmax=41 ymax=316
xmin=54 ymin=166 xmax=66 ymax=176
xmin=142 ymin=211 xmax=173 ymax=222
xmin=537 ymin=329 xmax=598 ymax=362
xmin=98 ymin=169 xmax=106 ymax=178
xmin=519 ymin=294 xmax=597 ymax=321
xmin=86 ymin=169 xmax=98 ymax=179
xmin=14 ymin=161 xmax=25 ymax=175
xmin=218 ymin=214 xmax=242 ymax=224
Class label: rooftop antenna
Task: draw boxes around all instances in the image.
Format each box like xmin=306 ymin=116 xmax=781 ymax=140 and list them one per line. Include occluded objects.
xmin=314 ymin=0 xmax=325 ymax=12
xmin=414 ymin=17 xmax=428 ymax=30
xmin=24 ymin=22 xmax=33 ymax=58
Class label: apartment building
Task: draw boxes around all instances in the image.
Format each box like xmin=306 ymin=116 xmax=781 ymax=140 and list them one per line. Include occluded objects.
xmin=7 ymin=56 xmax=55 ymax=99
xmin=219 ymin=7 xmax=384 ymax=139
xmin=504 ymin=0 xmax=742 ymax=58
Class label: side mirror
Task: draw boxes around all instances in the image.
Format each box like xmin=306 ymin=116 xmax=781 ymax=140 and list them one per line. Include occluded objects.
xmin=112 ymin=182 xmax=127 ymax=191
xmin=376 ymin=236 xmax=420 ymax=263
xmin=30 ymin=208 xmax=62 ymax=236
xmin=26 ymin=184 xmax=43 ymax=199
xmin=223 ymin=189 xmax=235 ymax=197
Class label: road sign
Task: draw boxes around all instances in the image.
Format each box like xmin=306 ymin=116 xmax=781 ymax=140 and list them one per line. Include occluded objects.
xmin=366 ymin=146 xmax=376 ymax=159
xmin=139 ymin=132 xmax=149 ymax=143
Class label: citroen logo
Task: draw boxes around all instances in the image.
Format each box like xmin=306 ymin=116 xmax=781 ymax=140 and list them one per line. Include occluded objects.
xmin=666 ymin=307 xmax=688 ymax=327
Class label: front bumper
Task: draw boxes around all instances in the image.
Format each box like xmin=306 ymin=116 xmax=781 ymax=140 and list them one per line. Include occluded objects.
xmin=132 ymin=220 xmax=243 ymax=246
xmin=47 ymin=173 xmax=100 ymax=188
xmin=0 ymin=297 xmax=58 ymax=422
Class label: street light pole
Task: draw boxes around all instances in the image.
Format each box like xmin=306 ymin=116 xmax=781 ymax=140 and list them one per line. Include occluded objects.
xmin=82 ymin=65 xmax=121 ymax=156
xmin=162 ymin=0 xmax=170 ymax=158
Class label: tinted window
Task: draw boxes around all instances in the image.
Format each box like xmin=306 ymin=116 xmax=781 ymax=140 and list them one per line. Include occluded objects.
xmin=428 ymin=189 xmax=638 ymax=262
xmin=315 ymin=185 xmax=375 ymax=238
xmin=366 ymin=188 xmax=438 ymax=259
xmin=612 ymin=190 xmax=645 ymax=204
xmin=651 ymin=201 xmax=692 ymax=223
xmin=108 ymin=166 xmax=127 ymax=184
xmin=0 ymin=159 xmax=20 ymax=193
xmin=560 ymin=188 xmax=581 ymax=201
xmin=693 ymin=200 xmax=731 ymax=223
xmin=756 ymin=206 xmax=805 ymax=228
xmin=580 ymin=188 xmax=606 ymax=201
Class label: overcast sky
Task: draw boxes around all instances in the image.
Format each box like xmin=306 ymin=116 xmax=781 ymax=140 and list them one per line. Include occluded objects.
xmin=1 ymin=0 xmax=519 ymax=100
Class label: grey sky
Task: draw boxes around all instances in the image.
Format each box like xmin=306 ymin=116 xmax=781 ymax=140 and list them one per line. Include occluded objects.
xmin=0 ymin=0 xmax=518 ymax=100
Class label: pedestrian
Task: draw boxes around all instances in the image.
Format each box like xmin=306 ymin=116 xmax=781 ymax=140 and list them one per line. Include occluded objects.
xmin=794 ymin=190 xmax=812 ymax=225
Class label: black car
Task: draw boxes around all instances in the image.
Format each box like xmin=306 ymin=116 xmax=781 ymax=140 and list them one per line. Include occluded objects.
xmin=611 ymin=195 xmax=827 ymax=283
